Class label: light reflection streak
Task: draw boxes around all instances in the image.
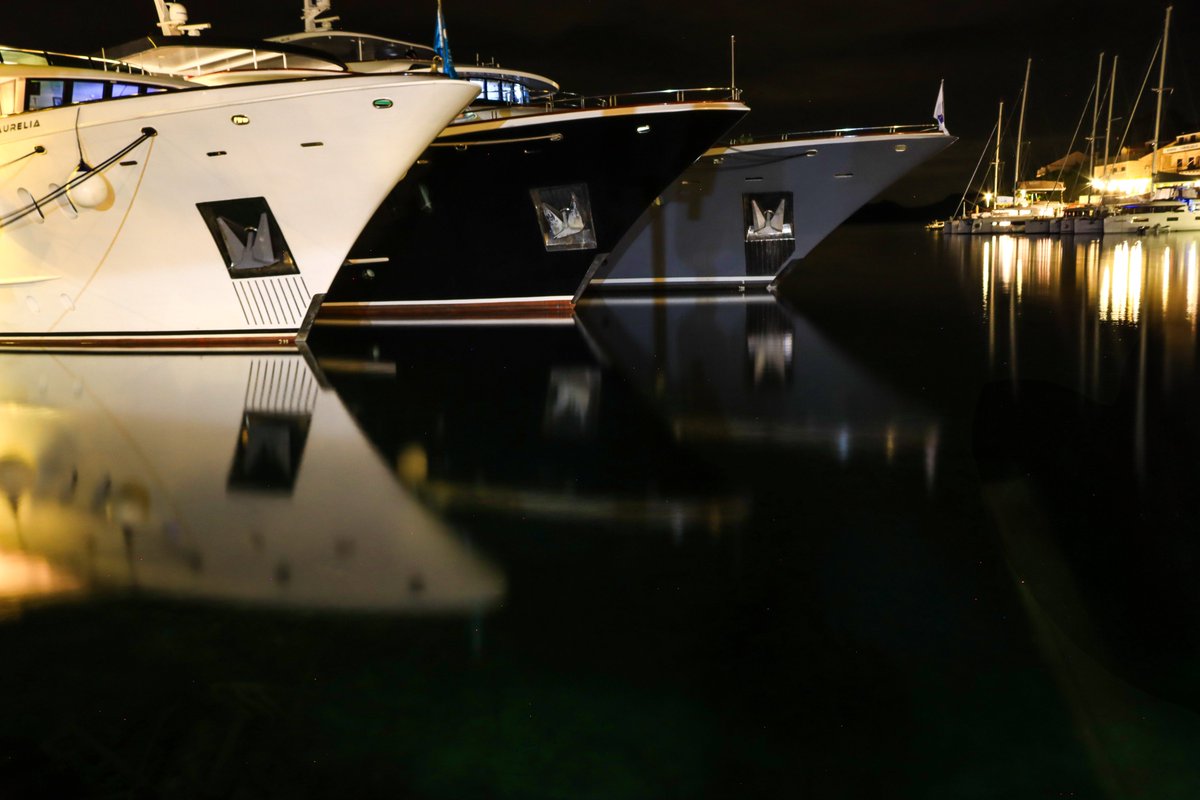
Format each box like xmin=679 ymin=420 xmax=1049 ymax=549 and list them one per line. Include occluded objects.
xmin=1099 ymin=241 xmax=1143 ymax=324
xmin=1188 ymin=243 xmax=1199 ymax=327
xmin=982 ymin=240 xmax=991 ymax=315
xmin=999 ymin=236 xmax=1016 ymax=291
xmin=963 ymin=234 xmax=1200 ymax=391
xmin=1161 ymin=247 xmax=1171 ymax=318
xmin=965 ymin=236 xmax=1200 ymax=328
xmin=1016 ymin=240 xmax=1024 ymax=304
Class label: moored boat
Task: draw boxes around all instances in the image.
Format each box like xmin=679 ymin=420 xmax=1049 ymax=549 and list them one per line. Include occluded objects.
xmin=590 ymin=124 xmax=955 ymax=290
xmin=112 ymin=4 xmax=749 ymax=318
xmin=321 ymin=86 xmax=748 ymax=317
xmin=1101 ymin=199 xmax=1200 ymax=235
xmin=1060 ymin=204 xmax=1107 ymax=235
xmin=0 ymin=45 xmax=476 ymax=347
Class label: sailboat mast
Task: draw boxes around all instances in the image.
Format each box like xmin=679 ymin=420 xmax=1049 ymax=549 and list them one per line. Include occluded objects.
xmin=1090 ymin=52 xmax=1104 ymax=184
xmin=1104 ymin=55 xmax=1118 ymax=183
xmin=1014 ymin=58 xmax=1031 ymax=198
xmin=1150 ymin=5 xmax=1172 ymax=180
xmin=994 ymin=101 xmax=1003 ymax=203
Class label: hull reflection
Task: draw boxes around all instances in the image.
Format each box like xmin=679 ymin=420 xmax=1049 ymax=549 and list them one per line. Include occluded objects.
xmin=308 ymin=322 xmax=748 ymax=533
xmin=576 ymin=294 xmax=940 ymax=486
xmin=0 ymin=353 xmax=503 ymax=612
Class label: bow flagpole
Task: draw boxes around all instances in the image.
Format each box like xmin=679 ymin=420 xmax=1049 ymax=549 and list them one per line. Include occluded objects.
xmin=434 ymin=0 xmax=459 ymax=79
xmin=933 ymin=80 xmax=948 ymax=134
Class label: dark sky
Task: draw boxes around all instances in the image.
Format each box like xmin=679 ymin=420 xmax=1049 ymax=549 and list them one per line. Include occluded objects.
xmin=8 ymin=1 xmax=1197 ymax=204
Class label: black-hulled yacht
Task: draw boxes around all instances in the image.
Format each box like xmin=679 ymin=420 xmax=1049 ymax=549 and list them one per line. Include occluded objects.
xmin=271 ymin=11 xmax=747 ymax=318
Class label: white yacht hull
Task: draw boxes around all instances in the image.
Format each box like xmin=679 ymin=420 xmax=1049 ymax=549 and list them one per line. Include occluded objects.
xmin=0 ymin=75 xmax=477 ymax=345
xmin=1103 ymin=209 xmax=1200 ymax=235
xmin=1061 ymin=216 xmax=1105 ymax=235
xmin=591 ymin=130 xmax=954 ymax=289
xmin=1023 ymin=217 xmax=1062 ymax=235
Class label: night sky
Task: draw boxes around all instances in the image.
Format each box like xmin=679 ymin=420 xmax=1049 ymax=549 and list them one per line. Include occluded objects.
xmin=7 ymin=0 xmax=1197 ymax=204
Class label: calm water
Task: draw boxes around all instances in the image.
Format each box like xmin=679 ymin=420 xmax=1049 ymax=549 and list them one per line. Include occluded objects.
xmin=4 ymin=226 xmax=1200 ymax=798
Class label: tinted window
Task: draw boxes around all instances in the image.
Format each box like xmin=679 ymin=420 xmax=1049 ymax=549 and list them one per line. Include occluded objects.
xmin=298 ymin=35 xmax=359 ymax=61
xmin=25 ymin=79 xmax=64 ymax=109
xmin=111 ymin=82 xmax=142 ymax=98
xmin=71 ymin=81 xmax=105 ymax=103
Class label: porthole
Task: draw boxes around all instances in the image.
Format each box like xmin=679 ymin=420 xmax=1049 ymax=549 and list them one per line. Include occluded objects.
xmin=48 ymin=183 xmax=78 ymax=219
xmin=17 ymin=188 xmax=44 ymax=222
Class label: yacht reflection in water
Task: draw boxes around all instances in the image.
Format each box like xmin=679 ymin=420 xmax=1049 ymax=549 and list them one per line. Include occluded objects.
xmin=309 ymin=319 xmax=749 ymax=534
xmin=0 ymin=353 xmax=503 ymax=613
xmin=576 ymin=294 xmax=941 ymax=489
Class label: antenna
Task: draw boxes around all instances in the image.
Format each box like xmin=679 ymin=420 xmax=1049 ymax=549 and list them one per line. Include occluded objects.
xmin=302 ymin=0 xmax=339 ymax=32
xmin=152 ymin=2 xmax=211 ymax=36
xmin=730 ymin=35 xmax=738 ymax=100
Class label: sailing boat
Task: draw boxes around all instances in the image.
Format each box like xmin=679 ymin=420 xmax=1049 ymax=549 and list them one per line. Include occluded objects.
xmin=948 ymin=60 xmax=1051 ymax=235
xmin=1100 ymin=7 xmax=1200 ymax=234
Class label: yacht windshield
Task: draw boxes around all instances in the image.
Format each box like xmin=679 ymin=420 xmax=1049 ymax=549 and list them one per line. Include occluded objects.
xmin=294 ymin=34 xmax=433 ymax=63
xmin=470 ymin=77 xmax=530 ymax=104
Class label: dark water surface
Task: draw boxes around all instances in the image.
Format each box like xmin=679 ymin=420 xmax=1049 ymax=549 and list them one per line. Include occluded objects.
xmin=4 ymin=225 xmax=1200 ymax=798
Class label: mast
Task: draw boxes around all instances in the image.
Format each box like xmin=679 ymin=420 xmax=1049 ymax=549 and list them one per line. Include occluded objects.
xmin=993 ymin=101 xmax=1003 ymax=204
xmin=1150 ymin=5 xmax=1172 ymax=180
xmin=1090 ymin=52 xmax=1104 ymax=184
xmin=1103 ymin=55 xmax=1118 ymax=183
xmin=1013 ymin=58 xmax=1031 ymax=198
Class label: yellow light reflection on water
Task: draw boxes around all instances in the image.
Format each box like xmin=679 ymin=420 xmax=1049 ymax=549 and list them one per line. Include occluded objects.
xmin=1099 ymin=241 xmax=1143 ymax=324
xmin=964 ymin=234 xmax=1200 ymax=329
xmin=998 ymin=236 xmax=1017 ymax=291
xmin=1188 ymin=243 xmax=1199 ymax=328
xmin=1161 ymin=247 xmax=1171 ymax=318
xmin=982 ymin=240 xmax=991 ymax=314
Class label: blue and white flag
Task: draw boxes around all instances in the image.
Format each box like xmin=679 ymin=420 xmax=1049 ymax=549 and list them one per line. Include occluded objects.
xmin=434 ymin=0 xmax=458 ymax=79
xmin=933 ymin=80 xmax=948 ymax=134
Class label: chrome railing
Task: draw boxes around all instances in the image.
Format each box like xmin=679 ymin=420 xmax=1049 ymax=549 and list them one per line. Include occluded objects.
xmin=730 ymin=122 xmax=944 ymax=146
xmin=529 ymin=86 xmax=742 ymax=111
xmin=1 ymin=45 xmax=155 ymax=75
